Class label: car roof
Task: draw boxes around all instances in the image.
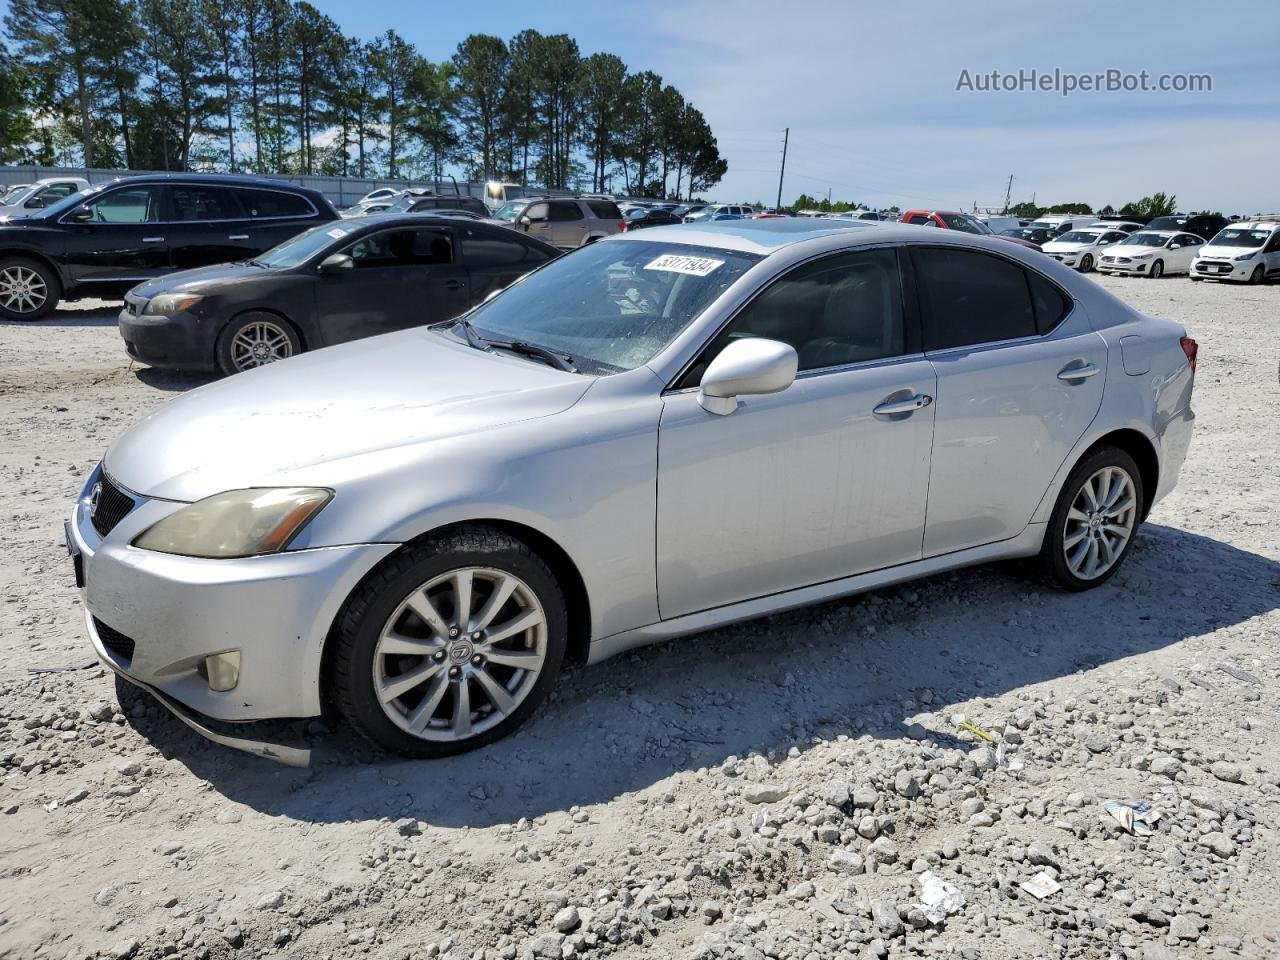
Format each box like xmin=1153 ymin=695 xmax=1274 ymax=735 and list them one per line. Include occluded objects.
xmin=614 ymin=217 xmax=921 ymax=255
xmin=108 ymin=172 xmax=325 ymax=195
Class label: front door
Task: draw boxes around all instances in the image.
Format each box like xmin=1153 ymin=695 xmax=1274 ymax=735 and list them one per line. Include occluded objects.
xmin=656 ymin=247 xmax=936 ymax=619
xmin=61 ymin=185 xmax=169 ymax=286
xmin=317 ymin=227 xmax=469 ymax=345
xmin=910 ymin=246 xmax=1107 ymax=557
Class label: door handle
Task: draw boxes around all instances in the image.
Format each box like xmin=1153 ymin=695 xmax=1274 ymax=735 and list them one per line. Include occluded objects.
xmin=1057 ymin=361 xmax=1100 ymax=382
xmin=444 ymin=279 xmax=463 ymax=291
xmin=228 ymin=234 xmax=249 ymax=241
xmin=142 ymin=236 xmax=165 ymax=243
xmin=873 ymin=393 xmax=933 ymax=416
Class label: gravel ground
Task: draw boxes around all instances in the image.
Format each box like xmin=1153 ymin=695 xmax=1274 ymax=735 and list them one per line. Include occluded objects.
xmin=0 ymin=276 xmax=1277 ymax=960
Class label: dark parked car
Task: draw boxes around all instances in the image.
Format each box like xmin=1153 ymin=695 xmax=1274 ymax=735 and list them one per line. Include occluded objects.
xmin=117 ymin=214 xmax=561 ymax=375
xmin=0 ymin=174 xmax=336 ymax=321
xmin=620 ymin=208 xmax=683 ymax=231
xmin=1146 ymin=213 xmax=1228 ymax=242
xmin=385 ymin=193 xmax=490 ymax=217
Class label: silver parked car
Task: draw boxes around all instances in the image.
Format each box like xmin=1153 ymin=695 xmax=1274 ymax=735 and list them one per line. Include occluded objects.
xmin=68 ymin=220 xmax=1197 ymax=759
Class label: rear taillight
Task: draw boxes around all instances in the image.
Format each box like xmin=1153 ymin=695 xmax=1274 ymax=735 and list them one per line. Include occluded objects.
xmin=1180 ymin=336 xmax=1198 ymax=373
xmin=618 ymin=221 xmax=627 ymax=232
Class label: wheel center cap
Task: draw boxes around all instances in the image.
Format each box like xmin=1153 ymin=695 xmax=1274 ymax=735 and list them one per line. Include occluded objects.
xmin=448 ymin=640 xmax=475 ymax=665
xmin=1090 ymin=516 xmax=1102 ymax=529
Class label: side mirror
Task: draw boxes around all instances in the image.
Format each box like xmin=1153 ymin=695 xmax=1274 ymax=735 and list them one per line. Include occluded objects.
xmin=319 ymin=253 xmax=354 ymax=275
xmin=68 ymin=205 xmax=93 ymax=222
xmin=698 ymin=338 xmax=798 ymax=416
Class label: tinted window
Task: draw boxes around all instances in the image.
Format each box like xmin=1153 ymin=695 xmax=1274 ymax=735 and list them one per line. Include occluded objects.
xmin=905 ymin=214 xmax=931 ymax=225
xmin=343 ymin=229 xmax=452 ymax=267
xmin=84 ymin=187 xmax=160 ymax=223
xmin=1027 ymin=272 xmax=1072 ymax=335
xmin=170 ymin=185 xmax=243 ymax=221
xmin=695 ymin=248 xmax=908 ymax=377
xmin=915 ymin=247 xmax=1036 ymax=350
xmin=586 ymin=199 xmax=622 ymax=219
xmin=237 ymin=188 xmax=313 ymax=219
xmin=548 ymin=201 xmax=582 ymax=222
xmin=461 ymin=231 xmax=538 ymax=265
xmin=43 ymin=182 xmax=80 ymax=198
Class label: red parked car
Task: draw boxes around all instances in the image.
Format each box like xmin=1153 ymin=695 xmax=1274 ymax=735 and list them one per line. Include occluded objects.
xmin=900 ymin=210 xmax=1042 ymax=251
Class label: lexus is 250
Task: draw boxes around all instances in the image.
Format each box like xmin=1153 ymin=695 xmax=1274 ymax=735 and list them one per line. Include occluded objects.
xmin=68 ymin=220 xmax=1196 ymax=759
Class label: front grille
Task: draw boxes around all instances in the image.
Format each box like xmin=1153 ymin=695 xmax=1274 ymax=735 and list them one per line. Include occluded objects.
xmin=91 ymin=475 xmax=136 ymax=537
xmin=94 ymin=618 xmax=136 ymax=665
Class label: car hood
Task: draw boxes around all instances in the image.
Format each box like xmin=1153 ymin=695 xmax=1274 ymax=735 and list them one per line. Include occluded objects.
xmin=104 ymin=328 xmax=593 ymax=501
xmin=1195 ymin=245 xmax=1257 ymax=258
xmin=1041 ymin=240 xmax=1093 ymax=253
xmin=129 ymin=262 xmax=269 ymax=298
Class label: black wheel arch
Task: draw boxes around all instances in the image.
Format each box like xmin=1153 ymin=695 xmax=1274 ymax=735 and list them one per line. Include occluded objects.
xmin=1075 ymin=429 xmax=1159 ymax=521
xmin=0 ymin=248 xmax=67 ymax=290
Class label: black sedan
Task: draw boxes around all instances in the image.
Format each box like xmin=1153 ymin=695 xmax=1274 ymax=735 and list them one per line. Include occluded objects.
xmin=620 ymin=208 xmax=684 ymax=232
xmin=118 ymin=215 xmax=561 ymax=375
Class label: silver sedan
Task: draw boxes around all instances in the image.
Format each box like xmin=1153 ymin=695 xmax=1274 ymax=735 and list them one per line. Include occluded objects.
xmin=68 ymin=220 xmax=1197 ymax=759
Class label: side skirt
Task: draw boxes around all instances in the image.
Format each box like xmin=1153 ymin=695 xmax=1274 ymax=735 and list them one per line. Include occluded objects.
xmin=587 ymin=523 xmax=1047 ymax=664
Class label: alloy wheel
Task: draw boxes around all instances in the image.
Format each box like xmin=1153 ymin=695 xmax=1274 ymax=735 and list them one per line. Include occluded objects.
xmin=372 ymin=566 xmax=547 ymax=742
xmin=229 ymin=320 xmax=294 ymax=370
xmin=1062 ymin=466 xmax=1137 ymax=581
xmin=0 ymin=265 xmax=48 ymax=315
xmin=1080 ymin=254 xmax=1093 ymax=272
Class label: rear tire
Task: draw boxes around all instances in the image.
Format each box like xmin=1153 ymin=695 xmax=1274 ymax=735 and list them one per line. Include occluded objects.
xmin=215 ymin=311 xmax=301 ymax=376
xmin=0 ymin=256 xmax=60 ymax=320
xmin=328 ymin=525 xmax=568 ymax=758
xmin=1038 ymin=446 xmax=1144 ymax=591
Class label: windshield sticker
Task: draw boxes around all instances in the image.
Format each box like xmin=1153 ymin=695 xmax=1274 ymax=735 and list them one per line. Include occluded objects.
xmin=326 ymin=227 xmax=349 ymax=239
xmin=644 ymin=254 xmax=724 ymax=277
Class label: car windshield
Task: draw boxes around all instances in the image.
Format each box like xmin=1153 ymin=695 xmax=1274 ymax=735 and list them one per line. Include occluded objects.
xmin=1121 ymin=233 xmax=1169 ymax=247
xmin=1057 ymin=231 xmax=1103 ymax=244
xmin=385 ymin=195 xmax=426 ymax=213
xmin=1207 ymin=228 xmax=1269 ymax=248
xmin=253 ymin=222 xmax=352 ymax=268
xmin=492 ymin=200 xmax=529 ymax=222
xmin=23 ymin=186 xmax=99 ymax=219
xmin=941 ymin=214 xmax=992 ymax=235
xmin=1 ymin=185 xmax=32 ymax=204
xmin=454 ymin=239 xmax=761 ymax=375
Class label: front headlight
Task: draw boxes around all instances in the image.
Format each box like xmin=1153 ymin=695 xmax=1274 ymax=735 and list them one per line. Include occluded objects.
xmin=1234 ymin=252 xmax=1257 ymax=261
xmin=1130 ymin=252 xmax=1153 ymax=259
xmin=147 ymin=293 xmax=205 ymax=315
xmin=133 ymin=487 xmax=332 ymax=558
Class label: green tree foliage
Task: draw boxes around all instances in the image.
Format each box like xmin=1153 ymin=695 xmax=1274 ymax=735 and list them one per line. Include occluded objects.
xmin=1121 ymin=192 xmax=1177 ymax=218
xmin=0 ymin=4 xmax=726 ymax=196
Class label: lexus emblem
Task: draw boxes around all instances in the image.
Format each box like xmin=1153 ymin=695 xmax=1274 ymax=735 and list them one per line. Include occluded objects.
xmin=89 ymin=481 xmax=103 ymax=518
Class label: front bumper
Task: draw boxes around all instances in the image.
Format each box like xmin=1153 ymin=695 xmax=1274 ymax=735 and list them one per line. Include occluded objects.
xmin=1097 ymin=260 xmax=1152 ymax=275
xmin=69 ymin=465 xmax=397 ymax=722
xmin=118 ymin=299 xmax=219 ymax=372
xmin=1190 ymin=259 xmax=1253 ymax=281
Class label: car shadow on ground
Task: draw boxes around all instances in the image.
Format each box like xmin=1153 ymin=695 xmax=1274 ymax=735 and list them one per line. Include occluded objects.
xmin=0 ymin=302 xmax=122 ymax=328
xmin=133 ymin=366 xmax=217 ymax=392
xmin=116 ymin=522 xmax=1279 ymax=828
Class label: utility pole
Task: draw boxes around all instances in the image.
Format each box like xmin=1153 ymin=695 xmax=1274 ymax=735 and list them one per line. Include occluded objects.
xmin=1003 ymin=174 xmax=1014 ymax=214
xmin=776 ymin=127 xmax=789 ymax=211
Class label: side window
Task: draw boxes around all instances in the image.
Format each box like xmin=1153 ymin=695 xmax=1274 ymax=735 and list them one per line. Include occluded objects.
xmin=169 ymin=186 xmax=243 ymax=222
xmin=1027 ymin=272 xmax=1072 ymax=335
xmin=914 ymin=247 xmax=1036 ymax=350
xmin=83 ymin=187 xmax=160 ymax=224
xmin=236 ymin=188 xmax=313 ymax=219
xmin=905 ymin=214 xmax=930 ymax=225
xmin=45 ymin=182 xmax=79 ymax=198
xmin=345 ymin=229 xmax=453 ymax=267
xmin=524 ymin=202 xmax=549 ymax=221
xmin=585 ymin=200 xmax=621 ymax=219
xmin=461 ymin=231 xmax=533 ymax=265
xmin=548 ymin=201 xmax=582 ymax=222
xmin=692 ymin=248 xmax=909 ymax=378
xmin=1266 ymin=231 xmax=1280 ymax=252
xmin=411 ymin=230 xmax=453 ymax=264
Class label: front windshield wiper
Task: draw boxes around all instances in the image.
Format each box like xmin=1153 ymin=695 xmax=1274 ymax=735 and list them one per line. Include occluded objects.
xmin=445 ymin=317 xmax=577 ymax=372
xmin=246 ymin=258 xmax=271 ymax=268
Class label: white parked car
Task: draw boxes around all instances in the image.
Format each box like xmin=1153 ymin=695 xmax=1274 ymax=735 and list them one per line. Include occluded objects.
xmin=1025 ymin=215 xmax=1099 ymax=238
xmin=1097 ymin=230 xmax=1205 ymax=278
xmin=1041 ymin=228 xmax=1132 ymax=272
xmin=1085 ymin=220 xmax=1143 ymax=234
xmin=1189 ymin=221 xmax=1280 ymax=284
xmin=0 ymin=176 xmax=91 ymax=217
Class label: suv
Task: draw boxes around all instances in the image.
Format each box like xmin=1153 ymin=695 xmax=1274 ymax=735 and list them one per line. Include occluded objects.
xmin=1146 ymin=213 xmax=1229 ymax=242
xmin=511 ymin=197 xmax=624 ymax=248
xmin=0 ymin=173 xmax=336 ymax=320
xmin=1189 ymin=220 xmax=1280 ymax=284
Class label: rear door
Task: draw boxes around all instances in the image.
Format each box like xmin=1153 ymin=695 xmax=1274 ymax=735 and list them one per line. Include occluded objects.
xmin=912 ymin=245 xmax=1106 ymax=556
xmin=547 ymin=200 xmax=587 ymax=247
xmin=60 ymin=184 xmax=169 ymax=285
xmin=234 ymin=187 xmax=323 ymax=255
xmin=167 ymin=184 xmax=254 ymax=270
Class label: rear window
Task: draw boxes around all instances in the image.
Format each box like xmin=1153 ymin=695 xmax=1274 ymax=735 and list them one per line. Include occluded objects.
xmin=236 ymin=188 xmax=314 ymax=219
xmin=914 ymin=247 xmax=1037 ymax=350
xmin=586 ymin=199 xmax=622 ymax=219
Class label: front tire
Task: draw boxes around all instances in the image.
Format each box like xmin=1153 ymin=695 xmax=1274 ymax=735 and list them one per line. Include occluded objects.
xmin=1249 ymin=265 xmax=1265 ymax=285
xmin=328 ymin=525 xmax=568 ymax=758
xmin=215 ymin=311 xmax=301 ymax=376
xmin=1148 ymin=260 xmax=1164 ymax=279
xmin=1079 ymin=253 xmax=1093 ymax=272
xmin=0 ymin=257 xmax=61 ymax=320
xmin=1038 ymin=446 xmax=1144 ymax=591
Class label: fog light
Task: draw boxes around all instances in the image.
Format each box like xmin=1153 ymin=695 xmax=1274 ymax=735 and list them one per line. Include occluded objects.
xmin=204 ymin=651 xmax=241 ymax=692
